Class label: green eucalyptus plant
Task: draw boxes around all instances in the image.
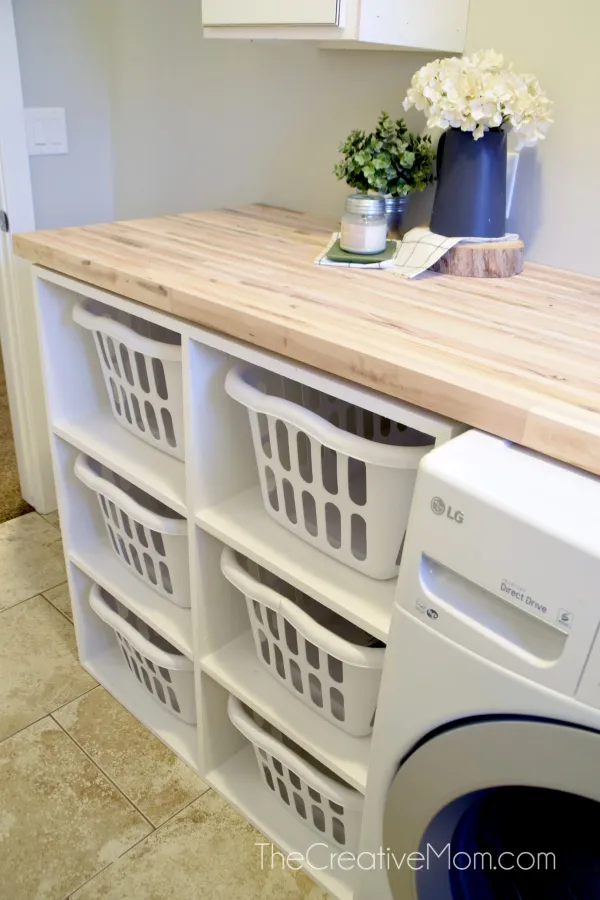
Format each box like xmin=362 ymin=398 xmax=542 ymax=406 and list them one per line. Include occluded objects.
xmin=334 ymin=112 xmax=435 ymax=197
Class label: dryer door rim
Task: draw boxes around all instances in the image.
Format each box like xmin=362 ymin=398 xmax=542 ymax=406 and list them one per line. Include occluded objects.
xmin=383 ymin=717 xmax=600 ymax=899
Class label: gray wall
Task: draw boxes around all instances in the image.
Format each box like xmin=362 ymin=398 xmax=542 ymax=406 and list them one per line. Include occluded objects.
xmin=108 ymin=1 xmax=270 ymax=219
xmin=108 ymin=0 xmax=434 ymax=221
xmin=465 ymin=0 xmax=600 ymax=275
xmin=13 ymin=0 xmax=114 ymax=229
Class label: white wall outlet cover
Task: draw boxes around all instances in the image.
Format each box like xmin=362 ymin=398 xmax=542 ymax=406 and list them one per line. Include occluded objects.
xmin=24 ymin=108 xmax=69 ymax=156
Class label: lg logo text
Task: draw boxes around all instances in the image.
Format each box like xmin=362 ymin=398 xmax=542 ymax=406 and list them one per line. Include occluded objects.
xmin=431 ymin=497 xmax=464 ymax=524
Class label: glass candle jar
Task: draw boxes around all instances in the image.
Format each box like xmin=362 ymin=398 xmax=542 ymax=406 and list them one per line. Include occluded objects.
xmin=340 ymin=194 xmax=387 ymax=255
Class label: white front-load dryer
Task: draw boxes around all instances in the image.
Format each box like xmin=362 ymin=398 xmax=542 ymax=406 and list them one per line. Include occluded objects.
xmin=357 ymin=431 xmax=600 ymax=900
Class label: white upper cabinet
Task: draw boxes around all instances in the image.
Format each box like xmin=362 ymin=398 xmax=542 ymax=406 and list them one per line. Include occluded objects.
xmin=202 ymin=0 xmax=341 ymax=27
xmin=203 ymin=0 xmax=470 ymax=53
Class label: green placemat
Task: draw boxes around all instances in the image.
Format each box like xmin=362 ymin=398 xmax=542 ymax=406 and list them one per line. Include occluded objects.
xmin=326 ymin=239 xmax=398 ymax=264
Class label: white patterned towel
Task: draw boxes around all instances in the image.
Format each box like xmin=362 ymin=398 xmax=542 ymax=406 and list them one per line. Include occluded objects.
xmin=315 ymin=228 xmax=519 ymax=278
xmin=392 ymin=227 xmax=519 ymax=278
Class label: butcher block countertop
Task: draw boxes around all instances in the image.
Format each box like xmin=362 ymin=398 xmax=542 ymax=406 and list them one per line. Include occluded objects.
xmin=13 ymin=204 xmax=600 ymax=476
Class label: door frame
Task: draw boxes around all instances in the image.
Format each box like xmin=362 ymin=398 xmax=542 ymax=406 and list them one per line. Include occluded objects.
xmin=0 ymin=0 xmax=55 ymax=513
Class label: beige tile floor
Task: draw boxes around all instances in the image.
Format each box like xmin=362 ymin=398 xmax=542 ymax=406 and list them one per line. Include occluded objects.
xmin=0 ymin=511 xmax=328 ymax=900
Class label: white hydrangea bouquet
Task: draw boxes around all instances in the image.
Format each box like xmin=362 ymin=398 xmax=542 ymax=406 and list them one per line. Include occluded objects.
xmin=403 ymin=49 xmax=552 ymax=147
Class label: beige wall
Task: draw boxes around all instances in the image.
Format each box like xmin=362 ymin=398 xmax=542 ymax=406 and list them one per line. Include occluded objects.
xmin=466 ymin=0 xmax=600 ymax=274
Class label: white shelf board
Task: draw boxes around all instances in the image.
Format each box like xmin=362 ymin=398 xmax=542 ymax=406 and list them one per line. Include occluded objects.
xmin=53 ymin=412 xmax=187 ymax=515
xmin=70 ymin=543 xmax=193 ymax=659
xmin=83 ymin=646 xmax=198 ymax=771
xmin=207 ymin=746 xmax=355 ymax=900
xmin=202 ymin=631 xmax=370 ymax=793
xmin=196 ymin=486 xmax=395 ymax=642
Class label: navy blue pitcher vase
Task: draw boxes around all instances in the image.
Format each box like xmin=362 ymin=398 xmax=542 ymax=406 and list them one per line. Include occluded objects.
xmin=430 ymin=128 xmax=507 ymax=238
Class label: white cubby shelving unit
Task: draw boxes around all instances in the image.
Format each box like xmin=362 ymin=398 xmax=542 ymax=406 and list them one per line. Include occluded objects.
xmin=33 ymin=265 xmax=463 ymax=899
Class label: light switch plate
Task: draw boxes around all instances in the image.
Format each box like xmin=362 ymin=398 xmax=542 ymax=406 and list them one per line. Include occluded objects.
xmin=24 ymin=107 xmax=69 ymax=156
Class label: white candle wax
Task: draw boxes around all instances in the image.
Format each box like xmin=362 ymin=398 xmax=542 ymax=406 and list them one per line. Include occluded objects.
xmin=340 ymin=220 xmax=387 ymax=255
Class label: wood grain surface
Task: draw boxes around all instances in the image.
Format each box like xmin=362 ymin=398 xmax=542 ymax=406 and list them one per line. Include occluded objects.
xmin=13 ymin=204 xmax=600 ymax=476
xmin=431 ymin=239 xmax=525 ymax=278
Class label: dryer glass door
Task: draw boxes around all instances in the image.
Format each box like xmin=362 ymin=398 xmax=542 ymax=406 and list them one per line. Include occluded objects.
xmin=383 ymin=718 xmax=600 ymax=900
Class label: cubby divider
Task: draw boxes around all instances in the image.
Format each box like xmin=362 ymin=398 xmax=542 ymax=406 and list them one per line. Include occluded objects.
xmin=33 ymin=265 xmax=463 ymax=900
xmin=65 ymin=561 xmax=198 ymax=770
xmin=202 ymin=630 xmax=371 ymax=793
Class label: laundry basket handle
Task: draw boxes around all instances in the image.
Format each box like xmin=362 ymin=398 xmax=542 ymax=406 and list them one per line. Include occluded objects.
xmin=227 ymin=695 xmax=363 ymax=810
xmin=73 ymin=301 xmax=181 ymax=362
xmin=89 ymin=584 xmax=192 ymax=671
xmin=225 ymin=364 xmax=430 ymax=469
xmin=221 ymin=546 xmax=283 ymax=614
xmin=74 ymin=453 xmax=187 ymax=536
xmin=221 ymin=547 xmax=384 ymax=668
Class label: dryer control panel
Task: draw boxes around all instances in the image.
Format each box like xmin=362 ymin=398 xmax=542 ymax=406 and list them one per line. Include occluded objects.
xmin=398 ymin=431 xmax=600 ymax=701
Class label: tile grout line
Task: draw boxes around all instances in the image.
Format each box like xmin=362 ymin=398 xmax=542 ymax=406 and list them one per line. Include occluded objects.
xmin=0 ymin=712 xmax=53 ymax=746
xmin=63 ymin=788 xmax=214 ymax=899
xmin=40 ymin=576 xmax=72 ymax=596
xmin=41 ymin=580 xmax=69 ymax=599
xmin=49 ymin=683 xmax=100 ymax=715
xmin=41 ymin=591 xmax=74 ymax=626
xmin=151 ymin=786 xmax=212 ymax=831
xmin=41 ymin=514 xmax=60 ymax=532
xmin=50 ymin=713 xmax=156 ymax=830
xmin=0 ymin=577 xmax=70 ymax=616
xmin=0 ymin=680 xmax=98 ymax=747
xmin=64 ymin=858 xmax=115 ymax=900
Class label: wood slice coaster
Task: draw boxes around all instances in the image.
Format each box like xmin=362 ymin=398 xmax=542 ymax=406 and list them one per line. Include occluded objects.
xmin=431 ymin=239 xmax=524 ymax=278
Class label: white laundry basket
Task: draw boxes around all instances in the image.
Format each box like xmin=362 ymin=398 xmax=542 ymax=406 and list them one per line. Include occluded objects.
xmin=225 ymin=365 xmax=434 ymax=579
xmin=73 ymin=300 xmax=185 ymax=460
xmin=221 ymin=547 xmax=385 ymax=736
xmin=89 ymin=583 xmax=196 ymax=724
xmin=228 ymin=695 xmax=363 ymax=852
xmin=75 ymin=453 xmax=190 ymax=607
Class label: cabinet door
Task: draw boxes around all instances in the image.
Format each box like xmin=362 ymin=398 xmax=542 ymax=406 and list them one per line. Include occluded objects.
xmin=202 ymin=0 xmax=340 ymax=27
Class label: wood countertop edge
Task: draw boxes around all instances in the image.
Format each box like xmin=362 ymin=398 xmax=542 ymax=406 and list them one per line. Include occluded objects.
xmin=14 ymin=230 xmax=600 ymax=478
xmin=523 ymin=403 xmax=600 ymax=476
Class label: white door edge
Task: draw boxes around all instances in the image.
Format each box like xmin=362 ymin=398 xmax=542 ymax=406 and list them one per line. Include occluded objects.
xmin=0 ymin=0 xmax=55 ymax=513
